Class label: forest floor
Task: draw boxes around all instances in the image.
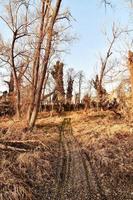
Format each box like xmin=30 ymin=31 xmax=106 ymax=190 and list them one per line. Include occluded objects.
xmin=0 ymin=110 xmax=133 ymax=200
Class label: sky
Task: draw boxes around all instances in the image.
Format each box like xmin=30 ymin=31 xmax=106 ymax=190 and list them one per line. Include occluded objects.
xmin=61 ymin=0 xmax=133 ymax=79
xmin=0 ymin=0 xmax=132 ymax=93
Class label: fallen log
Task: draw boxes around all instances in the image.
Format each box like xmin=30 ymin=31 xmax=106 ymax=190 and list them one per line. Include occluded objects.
xmin=0 ymin=143 xmax=28 ymax=152
xmin=0 ymin=140 xmax=49 ymax=152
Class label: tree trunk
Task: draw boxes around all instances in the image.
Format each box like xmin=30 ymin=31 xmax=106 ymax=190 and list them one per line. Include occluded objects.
xmin=128 ymin=51 xmax=133 ymax=103
xmin=51 ymin=61 xmax=65 ymax=104
xmin=4 ymin=72 xmax=14 ymax=93
xmin=11 ymin=35 xmax=21 ymax=119
xmin=16 ymin=89 xmax=21 ymax=119
xmin=66 ymin=76 xmax=74 ymax=104
xmin=28 ymin=0 xmax=62 ymax=129
xmin=27 ymin=1 xmax=46 ymax=123
xmin=92 ymin=74 xmax=107 ymax=105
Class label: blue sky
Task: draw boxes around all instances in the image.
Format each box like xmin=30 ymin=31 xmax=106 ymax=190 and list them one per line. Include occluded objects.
xmin=61 ymin=0 xmax=132 ymax=79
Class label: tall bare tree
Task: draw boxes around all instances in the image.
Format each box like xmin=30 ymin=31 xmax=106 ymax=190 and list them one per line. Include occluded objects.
xmin=92 ymin=24 xmax=124 ymax=103
xmin=27 ymin=0 xmax=63 ymax=128
xmin=0 ymin=0 xmax=31 ymax=118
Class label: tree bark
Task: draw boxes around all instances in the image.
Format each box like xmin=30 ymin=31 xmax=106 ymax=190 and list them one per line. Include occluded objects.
xmin=27 ymin=1 xmax=46 ymax=123
xmin=11 ymin=32 xmax=21 ymax=119
xmin=66 ymin=76 xmax=74 ymax=104
xmin=51 ymin=61 xmax=65 ymax=104
xmin=28 ymin=0 xmax=62 ymax=129
xmin=128 ymin=50 xmax=133 ymax=103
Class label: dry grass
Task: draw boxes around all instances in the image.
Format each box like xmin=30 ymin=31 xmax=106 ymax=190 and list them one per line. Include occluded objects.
xmin=0 ymin=111 xmax=133 ymax=199
xmin=72 ymin=110 xmax=133 ymax=198
xmin=0 ymin=113 xmax=61 ymax=200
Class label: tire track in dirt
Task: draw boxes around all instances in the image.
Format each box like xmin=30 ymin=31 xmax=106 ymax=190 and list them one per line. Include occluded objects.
xmin=54 ymin=118 xmax=107 ymax=200
xmin=71 ymin=134 xmax=107 ymax=200
xmin=55 ymin=123 xmax=71 ymax=200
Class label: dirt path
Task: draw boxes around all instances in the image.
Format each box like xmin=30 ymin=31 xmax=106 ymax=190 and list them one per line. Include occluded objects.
xmin=54 ymin=118 xmax=107 ymax=200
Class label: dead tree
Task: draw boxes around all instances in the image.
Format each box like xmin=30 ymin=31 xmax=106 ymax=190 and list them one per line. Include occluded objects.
xmin=82 ymin=94 xmax=90 ymax=112
xmin=128 ymin=50 xmax=133 ymax=103
xmin=0 ymin=0 xmax=72 ymax=126
xmin=4 ymin=72 xmax=14 ymax=93
xmin=66 ymin=68 xmax=76 ymax=104
xmin=77 ymin=71 xmax=84 ymax=103
xmin=0 ymin=1 xmax=31 ymax=118
xmin=66 ymin=76 xmax=74 ymax=104
xmin=92 ymin=74 xmax=107 ymax=103
xmin=51 ymin=61 xmax=65 ymax=106
xmin=92 ymin=24 xmax=123 ymax=105
xmin=26 ymin=0 xmax=66 ymax=128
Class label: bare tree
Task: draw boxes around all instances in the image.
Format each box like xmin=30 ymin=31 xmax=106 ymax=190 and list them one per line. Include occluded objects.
xmin=82 ymin=94 xmax=91 ymax=112
xmin=77 ymin=71 xmax=84 ymax=103
xmin=27 ymin=0 xmax=64 ymax=128
xmin=66 ymin=68 xmax=76 ymax=104
xmin=91 ymin=24 xmax=124 ymax=103
xmin=51 ymin=61 xmax=65 ymax=105
xmin=0 ymin=0 xmax=72 ymax=128
xmin=0 ymin=0 xmax=31 ymax=118
xmin=4 ymin=72 xmax=14 ymax=93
